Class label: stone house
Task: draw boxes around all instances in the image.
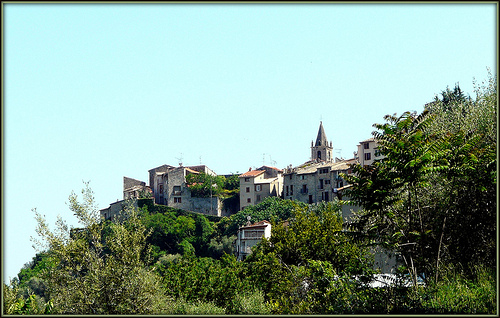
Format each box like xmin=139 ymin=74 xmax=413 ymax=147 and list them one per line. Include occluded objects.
xmin=235 ymin=220 xmax=272 ymax=261
xmin=123 ymin=176 xmax=152 ymax=200
xmin=356 ymin=138 xmax=382 ymax=166
xmin=239 ymin=166 xmax=283 ymax=210
xmin=283 ymin=122 xmax=354 ymax=203
xmin=281 ymin=122 xmax=361 ymax=222
xmin=100 ymin=177 xmax=150 ymax=221
xmin=100 ymin=199 xmax=139 ymax=222
xmin=149 ymin=164 xmax=225 ymax=216
xmin=282 ymin=160 xmax=353 ymax=204
xmin=101 ymin=164 xmax=230 ymax=220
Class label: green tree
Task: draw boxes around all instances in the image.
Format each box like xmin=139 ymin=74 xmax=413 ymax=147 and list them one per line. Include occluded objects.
xmin=140 ymin=207 xmax=216 ymax=257
xmin=223 ymin=174 xmax=240 ymax=191
xmin=30 ymin=182 xmax=170 ymax=314
xmin=344 ymin=72 xmax=497 ymax=285
xmin=222 ymin=196 xmax=305 ymax=237
xmin=3 ymin=279 xmax=53 ymax=315
xmin=253 ymin=201 xmax=372 ymax=273
xmin=246 ymin=201 xmax=374 ymax=314
xmin=425 ymin=72 xmax=497 ymax=276
xmin=185 ymin=172 xmax=225 ymax=198
xmin=159 ymin=254 xmax=261 ymax=313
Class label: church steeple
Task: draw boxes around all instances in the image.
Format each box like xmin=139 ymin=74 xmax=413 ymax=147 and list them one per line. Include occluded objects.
xmin=311 ymin=121 xmax=333 ymax=162
xmin=315 ymin=121 xmax=329 ymax=147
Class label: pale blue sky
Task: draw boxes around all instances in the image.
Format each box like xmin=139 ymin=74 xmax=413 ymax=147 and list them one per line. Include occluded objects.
xmin=2 ymin=2 xmax=497 ymax=282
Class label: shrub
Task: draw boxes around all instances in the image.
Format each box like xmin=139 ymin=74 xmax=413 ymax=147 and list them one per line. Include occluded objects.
xmin=418 ymin=264 xmax=496 ymax=314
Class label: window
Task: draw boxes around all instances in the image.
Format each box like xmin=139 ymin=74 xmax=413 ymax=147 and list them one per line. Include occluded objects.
xmin=322 ymin=192 xmax=329 ymax=201
xmin=325 ymin=179 xmax=331 ymax=185
xmin=302 ymin=184 xmax=307 ymax=194
xmin=317 ymin=151 xmax=322 ymax=160
xmin=319 ymin=168 xmax=329 ymax=174
xmin=159 ymin=184 xmax=164 ymax=193
xmin=174 ymin=197 xmax=182 ymax=203
xmin=364 ymin=143 xmax=370 ymax=149
xmin=308 ymin=195 xmax=313 ymax=204
xmin=247 ymin=198 xmax=251 ymax=203
xmin=289 ymin=174 xmax=293 ymax=180
xmin=319 ymin=179 xmax=324 ymax=189
xmin=286 ymin=186 xmax=289 ymax=196
xmin=173 ymin=186 xmax=181 ymax=195
xmin=375 ymin=149 xmax=381 ymax=157
xmin=365 ymin=153 xmax=371 ymax=161
xmin=290 ymin=185 xmax=294 ymax=195
xmin=246 ymin=187 xmax=250 ymax=193
xmin=245 ymin=230 xmax=265 ymax=238
xmin=300 ymin=175 xmax=306 ymax=180
xmin=256 ymin=195 xmax=261 ymax=202
xmin=255 ymin=185 xmax=261 ymax=191
xmin=245 ymin=177 xmax=250 ymax=182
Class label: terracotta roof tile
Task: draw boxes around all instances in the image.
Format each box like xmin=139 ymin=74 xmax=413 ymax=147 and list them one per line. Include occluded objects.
xmin=239 ymin=170 xmax=265 ymax=178
xmin=259 ymin=165 xmax=283 ymax=172
xmin=240 ymin=220 xmax=271 ymax=229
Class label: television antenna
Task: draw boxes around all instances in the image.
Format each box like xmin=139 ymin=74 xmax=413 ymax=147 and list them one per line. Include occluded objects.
xmin=176 ymin=153 xmax=183 ymax=167
xmin=263 ymin=153 xmax=277 ymax=166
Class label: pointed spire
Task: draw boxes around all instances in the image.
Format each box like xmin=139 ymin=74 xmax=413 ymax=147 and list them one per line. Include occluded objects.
xmin=315 ymin=121 xmax=328 ymax=147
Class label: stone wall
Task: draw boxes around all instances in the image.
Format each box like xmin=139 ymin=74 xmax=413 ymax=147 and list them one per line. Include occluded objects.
xmin=100 ymin=199 xmax=138 ymax=222
xmin=123 ymin=176 xmax=145 ymax=191
xmin=186 ymin=196 xmax=222 ymax=217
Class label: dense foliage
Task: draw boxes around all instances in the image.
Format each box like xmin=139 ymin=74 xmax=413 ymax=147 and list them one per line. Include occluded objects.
xmin=4 ymin=73 xmax=496 ymax=314
xmin=344 ymin=73 xmax=496 ymax=286
xmin=185 ymin=172 xmax=239 ymax=198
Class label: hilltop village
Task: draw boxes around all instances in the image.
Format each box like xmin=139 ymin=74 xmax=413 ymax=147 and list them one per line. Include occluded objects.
xmin=100 ymin=122 xmax=381 ymax=222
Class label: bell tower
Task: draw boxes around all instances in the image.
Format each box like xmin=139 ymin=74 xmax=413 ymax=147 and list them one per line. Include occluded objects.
xmin=311 ymin=121 xmax=333 ymax=162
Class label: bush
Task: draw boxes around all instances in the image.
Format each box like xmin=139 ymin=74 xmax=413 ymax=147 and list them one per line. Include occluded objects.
xmin=232 ymin=289 xmax=271 ymax=315
xmin=169 ymin=298 xmax=226 ymax=315
xmin=418 ymin=264 xmax=496 ymax=314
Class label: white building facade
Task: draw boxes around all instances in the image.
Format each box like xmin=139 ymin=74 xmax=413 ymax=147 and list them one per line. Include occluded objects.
xmin=236 ymin=220 xmax=272 ymax=261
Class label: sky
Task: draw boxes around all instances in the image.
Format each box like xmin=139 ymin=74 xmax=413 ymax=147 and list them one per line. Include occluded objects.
xmin=2 ymin=2 xmax=497 ymax=282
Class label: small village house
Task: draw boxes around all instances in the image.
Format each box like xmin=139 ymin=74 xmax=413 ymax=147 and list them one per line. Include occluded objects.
xmin=238 ymin=166 xmax=283 ymax=210
xmin=235 ymin=220 xmax=272 ymax=261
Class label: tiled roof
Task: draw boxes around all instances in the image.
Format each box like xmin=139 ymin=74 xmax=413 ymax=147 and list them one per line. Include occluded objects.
xmin=240 ymin=220 xmax=271 ymax=229
xmin=148 ymin=164 xmax=175 ymax=172
xmin=239 ymin=170 xmax=265 ymax=178
xmin=293 ymin=160 xmax=351 ymax=175
xmin=185 ymin=167 xmax=200 ymax=174
xmin=360 ymin=137 xmax=376 ymax=143
xmin=259 ymin=165 xmax=283 ymax=172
